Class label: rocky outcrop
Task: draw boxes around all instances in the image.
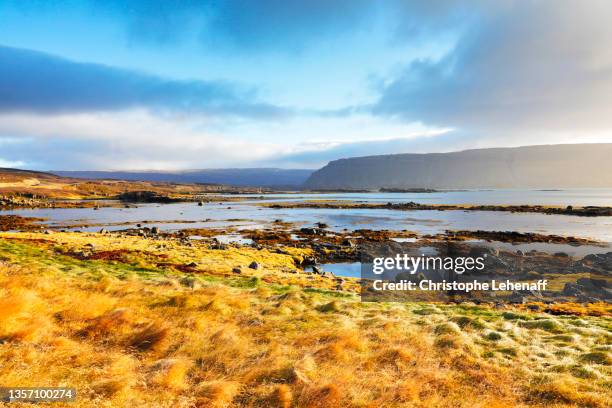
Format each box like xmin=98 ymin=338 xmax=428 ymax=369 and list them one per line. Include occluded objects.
xmin=117 ymin=191 xmax=181 ymax=203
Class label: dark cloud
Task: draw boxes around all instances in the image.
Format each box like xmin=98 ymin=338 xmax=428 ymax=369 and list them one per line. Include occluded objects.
xmin=374 ymin=1 xmax=612 ymax=133
xmin=0 ymin=45 xmax=289 ymax=118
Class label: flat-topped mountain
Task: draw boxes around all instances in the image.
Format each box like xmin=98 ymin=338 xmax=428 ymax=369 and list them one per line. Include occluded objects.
xmin=303 ymin=144 xmax=612 ymax=190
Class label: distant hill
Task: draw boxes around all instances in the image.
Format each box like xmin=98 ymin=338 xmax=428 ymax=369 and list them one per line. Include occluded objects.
xmin=303 ymin=144 xmax=612 ymax=190
xmin=1 ymin=167 xmax=259 ymax=200
xmin=0 ymin=168 xmax=60 ymax=182
xmin=53 ymin=168 xmax=314 ymax=188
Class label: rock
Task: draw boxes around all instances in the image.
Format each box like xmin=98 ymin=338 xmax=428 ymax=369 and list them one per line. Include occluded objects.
xmin=563 ymin=282 xmax=583 ymax=297
xmin=300 ymin=227 xmax=318 ymax=235
xmin=302 ymin=256 xmax=318 ymax=266
xmin=311 ymin=265 xmax=322 ymax=274
xmin=580 ymin=253 xmax=612 ymax=272
xmin=151 ymin=227 xmax=159 ymax=235
xmin=186 ymin=262 xmax=198 ymax=268
xmin=554 ymin=252 xmax=569 ymax=257
xmin=118 ymin=191 xmax=177 ymax=203
xmin=468 ymin=246 xmax=498 ymax=257
xmin=198 ymin=201 xmax=203 ymax=206
xmin=577 ymin=294 xmax=602 ymax=303
xmin=99 ymin=228 xmax=108 ymax=234
xmin=508 ymin=292 xmax=527 ymax=304
xmin=342 ymin=239 xmax=356 ymax=247
xmin=232 ymin=267 xmax=242 ymax=274
xmin=315 ymin=222 xmax=329 ymax=229
xmin=248 ymin=261 xmax=260 ymax=270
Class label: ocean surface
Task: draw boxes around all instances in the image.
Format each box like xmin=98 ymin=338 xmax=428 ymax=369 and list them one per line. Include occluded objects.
xmin=3 ymin=190 xmax=612 ymax=243
xmin=230 ymin=188 xmax=612 ymax=206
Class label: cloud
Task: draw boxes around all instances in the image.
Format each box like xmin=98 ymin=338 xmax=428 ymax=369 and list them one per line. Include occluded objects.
xmin=0 ymin=109 xmax=289 ymax=169
xmin=3 ymin=1 xmax=612 ymax=171
xmin=0 ymin=158 xmax=26 ymax=168
xmin=374 ymin=1 xmax=612 ymax=136
xmin=83 ymin=0 xmax=376 ymax=52
xmin=0 ymin=109 xmax=448 ymax=170
xmin=0 ymin=45 xmax=288 ymax=118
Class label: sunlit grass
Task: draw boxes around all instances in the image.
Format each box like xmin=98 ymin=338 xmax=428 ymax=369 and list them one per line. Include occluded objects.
xmin=0 ymin=233 xmax=610 ymax=407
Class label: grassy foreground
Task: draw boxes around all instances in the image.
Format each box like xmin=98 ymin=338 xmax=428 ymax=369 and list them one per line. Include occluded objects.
xmin=0 ymin=233 xmax=610 ymax=407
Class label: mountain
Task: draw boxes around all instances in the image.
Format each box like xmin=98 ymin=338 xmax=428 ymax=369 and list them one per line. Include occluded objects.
xmin=303 ymin=144 xmax=612 ymax=190
xmin=53 ymin=168 xmax=314 ymax=188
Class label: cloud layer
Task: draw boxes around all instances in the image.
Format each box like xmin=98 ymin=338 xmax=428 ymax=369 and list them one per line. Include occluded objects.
xmin=374 ymin=1 xmax=612 ymax=134
xmin=1 ymin=1 xmax=612 ymax=170
xmin=0 ymin=46 xmax=287 ymax=118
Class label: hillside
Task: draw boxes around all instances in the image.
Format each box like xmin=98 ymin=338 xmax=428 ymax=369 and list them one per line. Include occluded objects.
xmin=54 ymin=168 xmax=314 ymax=188
xmin=0 ymin=168 xmax=250 ymax=202
xmin=304 ymin=144 xmax=612 ymax=190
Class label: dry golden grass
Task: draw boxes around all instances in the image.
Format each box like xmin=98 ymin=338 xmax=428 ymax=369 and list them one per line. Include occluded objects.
xmin=0 ymin=233 xmax=610 ymax=407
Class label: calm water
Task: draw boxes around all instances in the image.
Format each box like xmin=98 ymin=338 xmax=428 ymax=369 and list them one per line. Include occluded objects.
xmin=3 ymin=190 xmax=612 ymax=242
xmin=234 ymin=188 xmax=612 ymax=206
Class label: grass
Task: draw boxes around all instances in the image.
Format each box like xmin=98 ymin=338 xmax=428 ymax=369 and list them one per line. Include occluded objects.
xmin=0 ymin=232 xmax=610 ymax=407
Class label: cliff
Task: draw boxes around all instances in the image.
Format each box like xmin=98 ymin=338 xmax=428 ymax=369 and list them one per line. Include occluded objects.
xmin=303 ymin=144 xmax=612 ymax=190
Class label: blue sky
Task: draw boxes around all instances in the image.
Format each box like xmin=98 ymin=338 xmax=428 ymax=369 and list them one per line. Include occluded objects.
xmin=1 ymin=0 xmax=611 ymax=170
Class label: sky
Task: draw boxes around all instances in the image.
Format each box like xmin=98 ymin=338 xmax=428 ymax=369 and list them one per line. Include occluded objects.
xmin=1 ymin=0 xmax=612 ymax=170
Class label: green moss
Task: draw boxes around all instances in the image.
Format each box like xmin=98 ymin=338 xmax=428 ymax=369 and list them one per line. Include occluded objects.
xmin=545 ymin=334 xmax=575 ymax=344
xmin=304 ymin=287 xmax=354 ymax=298
xmin=413 ymin=307 xmax=439 ymax=315
xmin=502 ymin=312 xmax=525 ymax=320
xmin=497 ymin=347 xmax=518 ymax=357
xmin=451 ymin=315 xmax=486 ymax=330
xmin=570 ymin=365 xmax=599 ymax=379
xmin=485 ymin=331 xmax=503 ymax=341
xmin=579 ymin=351 xmax=611 ymax=365
xmin=519 ymin=319 xmax=564 ymax=333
